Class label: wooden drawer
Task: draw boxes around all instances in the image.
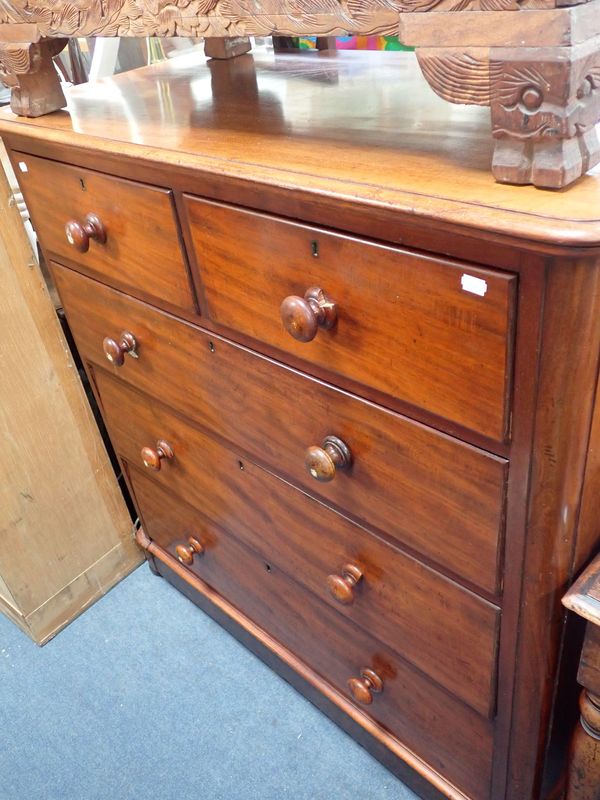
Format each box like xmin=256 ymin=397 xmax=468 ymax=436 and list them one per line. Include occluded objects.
xmin=129 ymin=467 xmax=494 ymax=800
xmin=53 ymin=265 xmax=507 ymax=596
xmin=183 ymin=197 xmax=517 ymax=441
xmin=12 ymin=152 xmax=196 ymax=314
xmin=95 ymin=370 xmax=500 ymax=718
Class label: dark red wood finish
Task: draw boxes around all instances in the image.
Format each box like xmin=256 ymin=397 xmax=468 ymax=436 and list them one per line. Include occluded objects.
xmin=4 ymin=51 xmax=600 ymax=800
xmin=183 ymin=197 xmax=517 ymax=442
xmin=52 ymin=264 xmax=508 ymax=598
xmin=94 ymin=368 xmax=500 ymax=720
xmin=129 ymin=466 xmax=496 ymax=800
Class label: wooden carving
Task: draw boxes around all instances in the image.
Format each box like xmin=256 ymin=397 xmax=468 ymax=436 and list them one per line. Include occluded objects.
xmin=417 ymin=38 xmax=600 ymax=188
xmin=0 ymin=0 xmax=589 ymax=39
xmin=0 ymin=38 xmax=66 ymax=116
xmin=0 ymin=0 xmax=599 ymax=187
xmin=417 ymin=48 xmax=497 ymax=106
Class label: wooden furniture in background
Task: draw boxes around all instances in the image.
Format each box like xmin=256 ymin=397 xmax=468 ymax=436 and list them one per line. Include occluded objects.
xmin=2 ymin=50 xmax=600 ymax=797
xmin=1 ymin=0 xmax=600 ymax=187
xmin=0 ymin=156 xmax=141 ymax=645
xmin=563 ymin=556 xmax=600 ymax=800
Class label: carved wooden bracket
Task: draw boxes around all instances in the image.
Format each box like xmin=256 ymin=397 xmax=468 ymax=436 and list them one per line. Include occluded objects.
xmin=0 ymin=39 xmax=67 ymax=117
xmin=416 ymin=38 xmax=600 ymax=188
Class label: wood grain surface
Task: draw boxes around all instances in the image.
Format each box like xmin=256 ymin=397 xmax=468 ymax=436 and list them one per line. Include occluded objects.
xmin=0 ymin=159 xmax=140 ymax=644
xmin=5 ymin=45 xmax=600 ymax=800
xmin=3 ymin=52 xmax=600 ymax=248
xmin=131 ymin=468 xmax=495 ymax=800
xmin=52 ymin=264 xmax=508 ymax=597
xmin=12 ymin=151 xmax=196 ymax=314
xmin=95 ymin=372 xmax=500 ymax=718
xmin=184 ymin=197 xmax=516 ymax=441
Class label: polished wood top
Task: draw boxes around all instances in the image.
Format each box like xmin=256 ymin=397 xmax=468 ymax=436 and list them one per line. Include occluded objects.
xmin=2 ymin=49 xmax=600 ymax=248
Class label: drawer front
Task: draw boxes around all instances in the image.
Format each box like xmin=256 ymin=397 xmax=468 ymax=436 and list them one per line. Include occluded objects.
xmin=13 ymin=152 xmax=196 ymax=313
xmin=96 ymin=370 xmax=499 ymax=718
xmin=53 ymin=265 xmax=507 ymax=596
xmin=129 ymin=468 xmax=494 ymax=800
xmin=183 ymin=197 xmax=516 ymax=441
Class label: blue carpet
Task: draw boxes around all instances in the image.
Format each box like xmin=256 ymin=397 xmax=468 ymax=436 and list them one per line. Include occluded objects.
xmin=0 ymin=566 xmax=418 ymax=800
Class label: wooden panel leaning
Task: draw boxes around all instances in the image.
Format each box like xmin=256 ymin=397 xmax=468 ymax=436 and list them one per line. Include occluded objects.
xmin=0 ymin=160 xmax=141 ymax=645
xmin=563 ymin=556 xmax=600 ymax=800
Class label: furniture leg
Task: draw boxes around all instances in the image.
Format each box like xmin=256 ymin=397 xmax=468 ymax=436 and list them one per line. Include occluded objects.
xmin=416 ymin=36 xmax=600 ymax=188
xmin=0 ymin=39 xmax=67 ymax=117
xmin=489 ymin=41 xmax=600 ymax=189
xmin=566 ymin=691 xmax=600 ymax=800
xmin=204 ymin=37 xmax=251 ymax=60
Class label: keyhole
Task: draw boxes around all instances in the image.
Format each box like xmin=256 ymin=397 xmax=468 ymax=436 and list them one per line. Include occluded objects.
xmin=79 ymin=178 xmax=86 ymax=191
xmin=311 ymin=240 xmax=319 ymax=258
xmin=208 ymin=341 xmax=215 ymax=353
xmin=264 ymin=563 xmax=272 ymax=572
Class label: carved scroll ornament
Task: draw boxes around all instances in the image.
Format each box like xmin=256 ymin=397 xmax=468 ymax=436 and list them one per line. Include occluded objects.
xmin=0 ymin=0 xmax=579 ymax=39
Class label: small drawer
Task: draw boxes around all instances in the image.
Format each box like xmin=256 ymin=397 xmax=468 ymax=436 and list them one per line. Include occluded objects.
xmin=129 ymin=467 xmax=494 ymax=800
xmin=53 ymin=266 xmax=507 ymax=596
xmin=12 ymin=152 xmax=196 ymax=314
xmin=183 ymin=197 xmax=517 ymax=441
xmin=96 ymin=370 xmax=500 ymax=719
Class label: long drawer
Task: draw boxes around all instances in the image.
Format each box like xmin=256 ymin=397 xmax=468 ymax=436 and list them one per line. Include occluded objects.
xmin=129 ymin=466 xmax=495 ymax=800
xmin=13 ymin=152 xmax=196 ymax=314
xmin=182 ymin=196 xmax=517 ymax=441
xmin=93 ymin=368 xmax=500 ymax=718
xmin=53 ymin=264 xmax=508 ymax=596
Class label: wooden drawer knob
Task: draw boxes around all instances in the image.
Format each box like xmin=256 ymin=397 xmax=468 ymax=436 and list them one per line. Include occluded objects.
xmin=305 ymin=435 xmax=351 ymax=482
xmin=280 ymin=286 xmax=337 ymax=343
xmin=327 ymin=564 xmax=363 ymax=605
xmin=175 ymin=536 xmax=205 ymax=565
xmin=102 ymin=331 xmax=137 ymax=366
xmin=65 ymin=213 xmax=107 ymax=253
xmin=141 ymin=439 xmax=174 ymax=471
xmin=348 ymin=668 xmax=383 ymax=706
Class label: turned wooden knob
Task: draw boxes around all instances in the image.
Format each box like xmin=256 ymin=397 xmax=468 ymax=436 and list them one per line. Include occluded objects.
xmin=280 ymin=286 xmax=337 ymax=342
xmin=141 ymin=439 xmax=174 ymax=471
xmin=175 ymin=536 xmax=205 ymax=565
xmin=327 ymin=564 xmax=363 ymax=605
xmin=305 ymin=435 xmax=352 ymax=482
xmin=348 ymin=668 xmax=383 ymax=706
xmin=65 ymin=213 xmax=107 ymax=253
xmin=102 ymin=331 xmax=137 ymax=366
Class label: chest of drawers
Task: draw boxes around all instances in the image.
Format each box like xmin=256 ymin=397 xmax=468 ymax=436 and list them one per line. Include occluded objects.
xmin=2 ymin=50 xmax=600 ymax=800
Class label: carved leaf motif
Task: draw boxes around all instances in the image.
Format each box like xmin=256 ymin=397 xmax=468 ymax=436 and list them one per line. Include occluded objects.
xmin=0 ymin=0 xmax=562 ymax=38
xmin=346 ymin=0 xmax=401 ymax=13
xmin=0 ymin=41 xmax=31 ymax=76
xmin=494 ymin=65 xmax=548 ymax=107
xmin=448 ymin=0 xmax=473 ymax=10
xmin=479 ymin=0 xmax=518 ymax=9
xmin=0 ymin=0 xmax=29 ymax=22
xmin=396 ymin=0 xmax=445 ymax=10
xmin=51 ymin=2 xmax=83 ymax=32
xmin=417 ymin=49 xmax=501 ymax=106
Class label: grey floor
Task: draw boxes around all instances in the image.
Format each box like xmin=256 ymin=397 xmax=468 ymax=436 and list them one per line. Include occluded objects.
xmin=0 ymin=565 xmax=419 ymax=800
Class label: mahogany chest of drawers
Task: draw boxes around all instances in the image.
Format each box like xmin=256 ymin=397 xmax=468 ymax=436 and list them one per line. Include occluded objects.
xmin=2 ymin=50 xmax=600 ymax=800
